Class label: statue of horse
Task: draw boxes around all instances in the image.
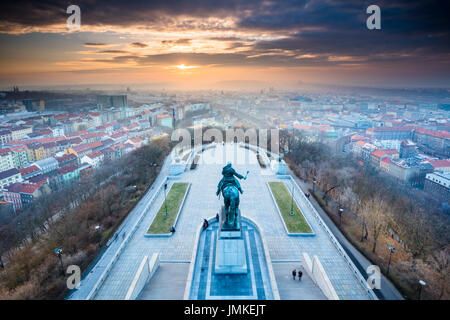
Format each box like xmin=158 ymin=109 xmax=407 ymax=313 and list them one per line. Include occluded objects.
xmin=221 ymin=184 xmax=240 ymax=230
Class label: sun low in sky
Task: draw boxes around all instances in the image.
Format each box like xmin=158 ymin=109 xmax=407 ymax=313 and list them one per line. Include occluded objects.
xmin=173 ymin=64 xmax=200 ymax=70
xmin=0 ymin=0 xmax=448 ymax=89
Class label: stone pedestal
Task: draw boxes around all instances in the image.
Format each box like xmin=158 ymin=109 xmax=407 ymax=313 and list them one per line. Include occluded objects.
xmin=214 ymin=238 xmax=247 ymax=274
xmin=169 ymin=162 xmax=186 ymax=175
xmin=270 ymin=160 xmax=287 ymax=175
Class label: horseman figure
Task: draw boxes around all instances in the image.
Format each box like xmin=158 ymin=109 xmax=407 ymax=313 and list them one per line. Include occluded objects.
xmin=216 ymin=162 xmax=248 ymax=230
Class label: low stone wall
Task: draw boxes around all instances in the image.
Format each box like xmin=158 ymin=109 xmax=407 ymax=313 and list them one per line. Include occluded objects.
xmin=302 ymin=252 xmax=339 ymax=300
xmin=125 ymin=253 xmax=160 ymax=300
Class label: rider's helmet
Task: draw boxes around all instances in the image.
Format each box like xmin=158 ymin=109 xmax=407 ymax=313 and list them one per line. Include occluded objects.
xmin=226 ymin=161 xmax=232 ymax=167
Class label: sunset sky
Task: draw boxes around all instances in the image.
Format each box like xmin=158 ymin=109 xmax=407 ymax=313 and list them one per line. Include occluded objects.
xmin=0 ymin=0 xmax=449 ymax=89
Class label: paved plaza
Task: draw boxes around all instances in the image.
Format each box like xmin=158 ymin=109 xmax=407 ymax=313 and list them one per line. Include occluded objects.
xmin=69 ymin=143 xmax=373 ymax=300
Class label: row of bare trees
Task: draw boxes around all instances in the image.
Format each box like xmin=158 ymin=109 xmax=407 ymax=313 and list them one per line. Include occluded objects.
xmin=0 ymin=138 xmax=171 ymax=299
xmin=283 ymin=131 xmax=449 ymax=300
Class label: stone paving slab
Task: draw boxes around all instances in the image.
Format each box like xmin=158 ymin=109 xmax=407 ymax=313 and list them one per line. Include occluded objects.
xmin=272 ymin=262 xmax=327 ymax=300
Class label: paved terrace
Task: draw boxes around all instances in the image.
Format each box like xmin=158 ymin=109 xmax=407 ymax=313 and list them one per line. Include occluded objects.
xmin=69 ymin=143 xmax=372 ymax=300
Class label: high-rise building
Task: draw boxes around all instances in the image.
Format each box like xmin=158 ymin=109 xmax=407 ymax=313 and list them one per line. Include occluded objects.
xmin=96 ymin=95 xmax=127 ymax=110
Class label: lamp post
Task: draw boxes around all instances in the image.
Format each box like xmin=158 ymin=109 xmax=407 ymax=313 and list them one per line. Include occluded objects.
xmin=418 ymin=280 xmax=426 ymax=300
xmin=387 ymin=244 xmax=395 ymax=276
xmin=338 ymin=208 xmax=344 ymax=227
xmin=360 ymin=216 xmax=365 ymax=242
xmin=163 ymin=183 xmax=168 ymax=217
xmin=290 ymin=184 xmax=295 ymax=216
xmin=95 ymin=225 xmax=101 ymax=247
xmin=312 ymin=177 xmax=317 ymax=194
xmin=54 ymin=247 xmax=64 ymax=276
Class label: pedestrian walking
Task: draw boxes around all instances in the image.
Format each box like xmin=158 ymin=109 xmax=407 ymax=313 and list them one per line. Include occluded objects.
xmin=298 ymin=270 xmax=303 ymax=281
xmin=292 ymin=269 xmax=297 ymax=280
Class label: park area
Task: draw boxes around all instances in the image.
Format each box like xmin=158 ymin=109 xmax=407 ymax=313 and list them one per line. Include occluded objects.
xmin=147 ymin=182 xmax=189 ymax=234
xmin=268 ymin=182 xmax=312 ymax=234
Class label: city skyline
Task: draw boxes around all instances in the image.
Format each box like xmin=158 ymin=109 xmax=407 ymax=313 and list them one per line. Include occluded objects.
xmin=0 ymin=0 xmax=449 ymax=89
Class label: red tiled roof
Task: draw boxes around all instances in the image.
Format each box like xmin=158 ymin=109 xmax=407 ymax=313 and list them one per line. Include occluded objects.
xmin=20 ymin=183 xmax=40 ymax=194
xmin=383 ymin=149 xmax=399 ymax=155
xmin=371 ymin=149 xmax=386 ymax=158
xmin=72 ymin=141 xmax=103 ymax=153
xmin=429 ymin=159 xmax=450 ymax=168
xmin=0 ymin=148 xmax=11 ymax=156
xmin=368 ymin=126 xmax=414 ymax=132
xmin=19 ymin=165 xmax=40 ymax=176
xmin=351 ymin=135 xmax=367 ymax=141
xmin=9 ymin=145 xmax=28 ymax=152
xmin=39 ymin=129 xmax=53 ymax=135
xmin=414 ymin=127 xmax=450 ymax=139
xmin=57 ymin=163 xmax=79 ymax=175
xmin=6 ymin=182 xmax=23 ymax=193
xmin=381 ymin=157 xmax=391 ymax=164
xmin=68 ymin=137 xmax=83 ymax=145
xmin=81 ymin=132 xmax=105 ymax=139
xmin=87 ymin=151 xmax=103 ymax=159
xmin=55 ymin=153 xmax=77 ymax=163
xmin=65 ymin=130 xmax=88 ymax=138
xmin=111 ymin=132 xmax=127 ymax=139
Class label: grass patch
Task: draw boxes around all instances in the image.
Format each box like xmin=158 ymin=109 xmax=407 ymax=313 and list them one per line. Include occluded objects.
xmin=101 ymin=227 xmax=113 ymax=242
xmin=147 ymin=182 xmax=189 ymax=234
xmin=268 ymin=182 xmax=312 ymax=233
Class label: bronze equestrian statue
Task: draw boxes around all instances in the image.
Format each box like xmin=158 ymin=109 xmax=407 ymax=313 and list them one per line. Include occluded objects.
xmin=216 ymin=162 xmax=248 ymax=230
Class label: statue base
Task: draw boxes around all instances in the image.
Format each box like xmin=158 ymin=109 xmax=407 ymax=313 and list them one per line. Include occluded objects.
xmin=219 ymin=206 xmax=241 ymax=233
xmin=215 ymin=238 xmax=247 ymax=274
xmin=219 ymin=230 xmax=241 ymax=238
xmin=215 ymin=206 xmax=247 ymax=274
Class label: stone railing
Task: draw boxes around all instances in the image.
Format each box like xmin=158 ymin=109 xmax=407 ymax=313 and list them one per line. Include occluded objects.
xmin=302 ymin=252 xmax=339 ymax=300
xmin=124 ymin=253 xmax=160 ymax=300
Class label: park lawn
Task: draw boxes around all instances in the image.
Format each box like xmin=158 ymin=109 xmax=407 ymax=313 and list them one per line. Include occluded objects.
xmin=147 ymin=182 xmax=189 ymax=234
xmin=268 ymin=182 xmax=312 ymax=233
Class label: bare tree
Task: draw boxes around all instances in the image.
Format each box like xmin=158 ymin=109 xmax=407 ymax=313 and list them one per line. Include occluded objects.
xmin=429 ymin=248 xmax=450 ymax=299
xmin=363 ymin=195 xmax=390 ymax=253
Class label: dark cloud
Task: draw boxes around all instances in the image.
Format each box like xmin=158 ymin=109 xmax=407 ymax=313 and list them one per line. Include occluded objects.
xmin=0 ymin=0 xmax=259 ymax=28
xmin=84 ymin=43 xmax=109 ymax=47
xmin=88 ymin=54 xmax=142 ymax=63
xmin=161 ymin=39 xmax=192 ymax=46
xmin=97 ymin=50 xmax=129 ymax=54
xmin=130 ymin=42 xmax=147 ymax=48
xmin=0 ymin=0 xmax=449 ymax=71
